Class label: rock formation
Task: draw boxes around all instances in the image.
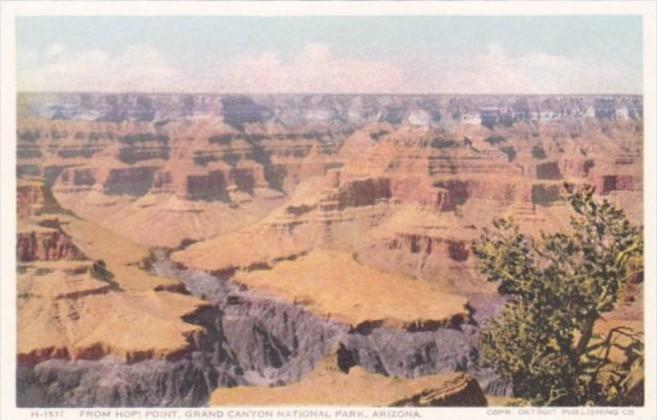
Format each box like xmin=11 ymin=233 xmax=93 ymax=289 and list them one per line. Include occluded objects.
xmin=15 ymin=93 xmax=643 ymax=407
xmin=230 ymin=250 xmax=469 ymax=329
xmin=16 ymin=178 xmax=208 ymax=368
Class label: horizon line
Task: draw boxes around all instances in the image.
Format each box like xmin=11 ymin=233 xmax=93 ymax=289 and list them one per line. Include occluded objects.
xmin=16 ymin=91 xmax=644 ymax=97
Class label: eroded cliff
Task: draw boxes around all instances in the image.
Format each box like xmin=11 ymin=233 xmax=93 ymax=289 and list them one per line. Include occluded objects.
xmin=16 ymin=93 xmax=643 ymax=407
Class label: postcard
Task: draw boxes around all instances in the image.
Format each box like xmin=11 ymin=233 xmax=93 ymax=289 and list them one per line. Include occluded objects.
xmin=1 ymin=2 xmax=656 ymax=420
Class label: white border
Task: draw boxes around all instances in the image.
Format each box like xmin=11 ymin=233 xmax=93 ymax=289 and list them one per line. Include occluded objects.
xmin=1 ymin=0 xmax=656 ymax=16
xmin=1 ymin=2 xmax=656 ymax=420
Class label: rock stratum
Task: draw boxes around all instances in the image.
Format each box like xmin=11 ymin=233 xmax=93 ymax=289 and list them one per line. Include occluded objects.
xmin=16 ymin=93 xmax=643 ymax=407
xmin=17 ymin=178 xmax=208 ymax=367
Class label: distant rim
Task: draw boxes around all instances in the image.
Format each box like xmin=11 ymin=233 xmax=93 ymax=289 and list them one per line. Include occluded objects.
xmin=16 ymin=91 xmax=644 ymax=97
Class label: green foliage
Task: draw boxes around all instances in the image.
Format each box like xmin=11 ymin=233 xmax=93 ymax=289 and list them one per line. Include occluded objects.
xmin=473 ymin=184 xmax=643 ymax=406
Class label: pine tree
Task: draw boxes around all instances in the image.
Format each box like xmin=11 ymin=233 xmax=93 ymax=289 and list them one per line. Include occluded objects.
xmin=473 ymin=185 xmax=643 ymax=405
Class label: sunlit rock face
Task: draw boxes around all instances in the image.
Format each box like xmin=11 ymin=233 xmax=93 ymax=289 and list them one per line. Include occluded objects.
xmin=16 ymin=93 xmax=643 ymax=407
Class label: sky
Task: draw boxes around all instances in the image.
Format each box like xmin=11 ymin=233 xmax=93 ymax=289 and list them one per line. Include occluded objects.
xmin=16 ymin=16 xmax=643 ymax=94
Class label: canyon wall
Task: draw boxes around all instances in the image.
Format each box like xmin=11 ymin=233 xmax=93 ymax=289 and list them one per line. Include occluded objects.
xmin=16 ymin=93 xmax=643 ymax=407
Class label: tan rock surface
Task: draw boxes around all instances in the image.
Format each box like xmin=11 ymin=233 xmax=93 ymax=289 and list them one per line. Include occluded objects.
xmin=56 ymin=190 xmax=284 ymax=248
xmin=17 ymin=179 xmax=210 ymax=366
xmin=59 ymin=215 xmax=181 ymax=291
xmin=171 ymin=229 xmax=310 ymax=273
xmin=18 ymin=290 xmax=208 ymax=365
xmin=18 ymin=260 xmax=111 ymax=299
xmin=231 ymin=250 xmax=469 ymax=329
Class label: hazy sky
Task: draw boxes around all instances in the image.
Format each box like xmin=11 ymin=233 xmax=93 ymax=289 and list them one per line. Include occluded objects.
xmin=16 ymin=16 xmax=643 ymax=94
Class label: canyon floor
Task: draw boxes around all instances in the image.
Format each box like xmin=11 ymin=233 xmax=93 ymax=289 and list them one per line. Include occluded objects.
xmin=15 ymin=93 xmax=643 ymax=407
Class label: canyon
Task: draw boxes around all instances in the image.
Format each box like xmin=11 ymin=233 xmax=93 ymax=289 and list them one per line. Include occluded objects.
xmin=15 ymin=93 xmax=643 ymax=407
